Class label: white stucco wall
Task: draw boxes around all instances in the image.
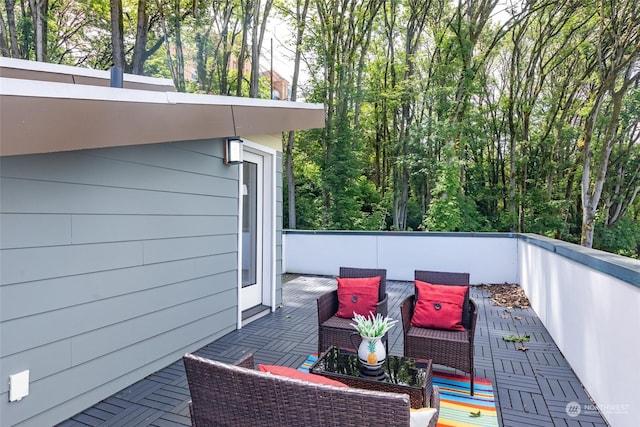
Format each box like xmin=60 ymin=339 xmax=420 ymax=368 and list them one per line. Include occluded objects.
xmin=282 ymin=231 xmax=518 ymax=284
xmin=518 ymin=239 xmax=640 ymax=427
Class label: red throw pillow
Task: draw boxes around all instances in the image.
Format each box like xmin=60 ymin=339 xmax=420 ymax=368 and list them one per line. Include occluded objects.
xmin=335 ymin=276 xmax=381 ymax=319
xmin=411 ymin=280 xmax=468 ymax=331
xmin=257 ymin=364 xmax=348 ymax=388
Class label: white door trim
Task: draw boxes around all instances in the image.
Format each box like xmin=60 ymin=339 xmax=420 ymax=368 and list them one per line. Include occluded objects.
xmin=240 ymin=151 xmax=264 ymax=309
xmin=237 ymin=140 xmax=277 ymax=328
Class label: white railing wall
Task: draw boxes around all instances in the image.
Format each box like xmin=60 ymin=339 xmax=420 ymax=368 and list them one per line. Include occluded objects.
xmin=282 ymin=231 xmax=518 ymax=284
xmin=283 ymin=230 xmax=640 ymax=427
xmin=518 ymin=235 xmax=640 ymax=427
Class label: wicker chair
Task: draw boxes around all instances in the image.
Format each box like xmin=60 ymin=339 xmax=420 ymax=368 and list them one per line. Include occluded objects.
xmin=400 ymin=270 xmax=477 ymax=395
xmin=184 ymin=352 xmax=441 ymax=427
xmin=317 ymin=267 xmax=388 ymax=355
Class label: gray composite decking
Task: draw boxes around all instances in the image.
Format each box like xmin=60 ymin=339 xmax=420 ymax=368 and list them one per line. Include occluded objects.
xmin=58 ymin=276 xmax=609 ymax=427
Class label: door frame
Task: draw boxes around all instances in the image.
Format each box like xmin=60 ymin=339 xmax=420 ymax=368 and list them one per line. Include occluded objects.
xmin=240 ymin=151 xmax=264 ymax=310
xmin=237 ymin=140 xmax=276 ymax=328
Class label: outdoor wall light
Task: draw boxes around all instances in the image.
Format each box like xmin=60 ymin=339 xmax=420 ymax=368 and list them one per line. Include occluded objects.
xmin=224 ymin=137 xmax=243 ymax=165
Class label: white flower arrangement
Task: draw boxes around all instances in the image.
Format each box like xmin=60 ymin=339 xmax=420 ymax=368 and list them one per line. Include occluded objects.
xmin=350 ymin=312 xmax=398 ymax=338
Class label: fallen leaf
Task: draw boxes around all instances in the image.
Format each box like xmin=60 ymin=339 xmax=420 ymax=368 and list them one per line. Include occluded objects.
xmin=477 ymin=284 xmax=531 ymax=308
xmin=503 ymin=334 xmax=530 ymax=343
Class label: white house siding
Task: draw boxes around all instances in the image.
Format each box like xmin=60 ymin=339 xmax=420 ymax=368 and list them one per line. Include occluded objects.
xmin=0 ymin=139 xmax=241 ymax=426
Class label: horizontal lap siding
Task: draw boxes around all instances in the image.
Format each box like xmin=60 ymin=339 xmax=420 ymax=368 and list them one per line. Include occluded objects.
xmin=0 ymin=140 xmax=239 ymax=426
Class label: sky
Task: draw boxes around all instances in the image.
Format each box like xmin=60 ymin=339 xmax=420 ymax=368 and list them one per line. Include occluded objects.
xmin=262 ymin=18 xmax=301 ymax=84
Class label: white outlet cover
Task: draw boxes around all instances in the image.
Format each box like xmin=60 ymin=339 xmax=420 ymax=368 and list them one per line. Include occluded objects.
xmin=9 ymin=370 xmax=29 ymax=402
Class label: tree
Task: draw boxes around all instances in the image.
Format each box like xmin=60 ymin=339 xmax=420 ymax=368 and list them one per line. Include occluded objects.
xmin=578 ymin=0 xmax=640 ymax=247
xmin=110 ymin=0 xmax=125 ymax=68
xmin=602 ymin=82 xmax=640 ymax=230
xmin=311 ymin=0 xmax=383 ymax=228
xmin=155 ymin=0 xmax=186 ymax=91
xmin=131 ymin=0 xmax=148 ymax=74
xmin=384 ymin=0 xmax=432 ymax=230
xmin=249 ymin=0 xmax=273 ymax=97
xmin=2 ymin=0 xmax=21 ymax=57
xmin=281 ymin=0 xmax=310 ymax=228
xmin=29 ymin=0 xmax=47 ymax=61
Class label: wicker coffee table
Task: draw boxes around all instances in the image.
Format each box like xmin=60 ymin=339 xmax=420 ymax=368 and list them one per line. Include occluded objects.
xmin=310 ymin=346 xmax=433 ymax=408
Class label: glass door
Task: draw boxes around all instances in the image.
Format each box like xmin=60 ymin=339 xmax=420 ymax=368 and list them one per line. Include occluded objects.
xmin=241 ymin=151 xmax=263 ymax=310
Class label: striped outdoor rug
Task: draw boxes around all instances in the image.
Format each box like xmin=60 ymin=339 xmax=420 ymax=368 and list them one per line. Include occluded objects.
xmin=299 ymin=354 xmax=498 ymax=427
xmin=432 ymin=371 xmax=498 ymax=427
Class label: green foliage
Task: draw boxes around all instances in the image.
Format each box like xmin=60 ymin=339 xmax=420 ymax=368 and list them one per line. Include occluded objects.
xmin=351 ymin=312 xmax=398 ymax=338
xmin=284 ymin=137 xmax=324 ymax=229
xmin=423 ymin=161 xmax=463 ymax=231
xmin=144 ymin=47 xmax=173 ymax=79
xmin=593 ymin=210 xmax=640 ymax=258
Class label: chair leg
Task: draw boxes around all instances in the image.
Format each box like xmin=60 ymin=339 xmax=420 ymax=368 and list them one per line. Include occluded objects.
xmin=470 ymin=352 xmax=474 ymax=396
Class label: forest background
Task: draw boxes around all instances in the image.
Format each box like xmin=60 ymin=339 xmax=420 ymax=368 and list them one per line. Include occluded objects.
xmin=1 ymin=0 xmax=639 ymax=257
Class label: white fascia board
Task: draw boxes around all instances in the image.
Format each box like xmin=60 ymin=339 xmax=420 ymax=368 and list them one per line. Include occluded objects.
xmin=0 ymin=77 xmax=170 ymax=103
xmin=1 ymin=76 xmax=324 ymax=111
xmin=0 ymin=57 xmax=173 ymax=86
xmin=165 ymin=91 xmax=324 ymax=110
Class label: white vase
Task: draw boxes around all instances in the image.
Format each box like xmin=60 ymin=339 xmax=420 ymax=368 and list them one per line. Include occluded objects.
xmin=357 ymin=335 xmax=386 ymax=370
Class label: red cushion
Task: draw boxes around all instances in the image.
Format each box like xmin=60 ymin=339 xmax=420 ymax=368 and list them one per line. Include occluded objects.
xmin=411 ymin=280 xmax=468 ymax=331
xmin=335 ymin=276 xmax=381 ymax=319
xmin=257 ymin=364 xmax=348 ymax=388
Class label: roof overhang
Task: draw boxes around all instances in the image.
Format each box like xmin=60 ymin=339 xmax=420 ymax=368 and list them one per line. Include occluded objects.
xmin=0 ymin=59 xmax=325 ymax=157
xmin=0 ymin=56 xmax=177 ymax=91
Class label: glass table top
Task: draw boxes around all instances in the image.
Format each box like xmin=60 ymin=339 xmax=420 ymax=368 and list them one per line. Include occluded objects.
xmin=311 ymin=347 xmax=430 ymax=387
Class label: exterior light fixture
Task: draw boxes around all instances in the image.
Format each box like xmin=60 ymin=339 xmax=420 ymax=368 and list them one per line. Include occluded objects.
xmin=224 ymin=137 xmax=243 ymax=165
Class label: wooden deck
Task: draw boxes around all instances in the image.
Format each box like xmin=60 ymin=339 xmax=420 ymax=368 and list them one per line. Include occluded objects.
xmin=58 ymin=276 xmax=609 ymax=426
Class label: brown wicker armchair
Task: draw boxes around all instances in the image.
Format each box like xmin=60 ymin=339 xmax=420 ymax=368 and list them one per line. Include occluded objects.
xmin=317 ymin=267 xmax=388 ymax=355
xmin=400 ymin=270 xmax=477 ymax=394
xmin=184 ymin=352 xmax=441 ymax=427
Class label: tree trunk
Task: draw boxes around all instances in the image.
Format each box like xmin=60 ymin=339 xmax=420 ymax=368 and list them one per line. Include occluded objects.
xmin=110 ymin=0 xmax=125 ymax=68
xmin=236 ymin=0 xmax=251 ymax=96
xmin=579 ymin=0 xmax=640 ymax=247
xmin=249 ymin=1 xmax=260 ymax=98
xmin=131 ymin=0 xmax=148 ymax=74
xmin=155 ymin=0 xmax=177 ymax=88
xmin=0 ymin=10 xmax=9 ymax=56
xmin=581 ymin=82 xmax=633 ymax=247
xmin=249 ymin=0 xmax=273 ymax=98
xmin=3 ymin=0 xmax=20 ymax=57
xmin=218 ymin=3 xmax=233 ymax=95
xmin=172 ymin=0 xmax=185 ymax=91
xmin=285 ymin=0 xmax=310 ymax=229
xmin=4 ymin=0 xmax=22 ymax=58
xmin=28 ymin=0 xmax=47 ymax=61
